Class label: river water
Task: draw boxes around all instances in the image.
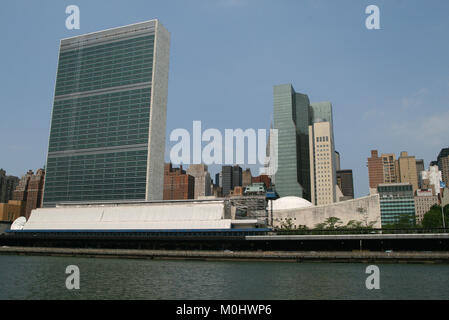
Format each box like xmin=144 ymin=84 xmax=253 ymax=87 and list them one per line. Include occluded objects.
xmin=0 ymin=254 xmax=448 ymax=299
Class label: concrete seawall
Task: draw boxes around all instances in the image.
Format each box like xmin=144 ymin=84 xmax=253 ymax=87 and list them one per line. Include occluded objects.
xmin=1 ymin=246 xmax=449 ymax=263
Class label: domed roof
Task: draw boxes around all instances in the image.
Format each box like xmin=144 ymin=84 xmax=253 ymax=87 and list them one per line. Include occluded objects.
xmin=268 ymin=196 xmax=313 ymax=211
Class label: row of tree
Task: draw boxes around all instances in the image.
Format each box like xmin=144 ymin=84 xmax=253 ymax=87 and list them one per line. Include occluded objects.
xmin=277 ymin=204 xmax=449 ymax=231
xmin=278 ymin=216 xmax=376 ymax=231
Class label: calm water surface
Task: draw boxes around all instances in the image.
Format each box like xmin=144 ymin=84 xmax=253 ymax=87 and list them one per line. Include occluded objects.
xmin=0 ymin=254 xmax=448 ymax=299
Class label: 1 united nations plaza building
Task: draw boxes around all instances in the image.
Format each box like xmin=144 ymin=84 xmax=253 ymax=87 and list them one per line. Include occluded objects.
xmin=42 ymin=20 xmax=170 ymax=206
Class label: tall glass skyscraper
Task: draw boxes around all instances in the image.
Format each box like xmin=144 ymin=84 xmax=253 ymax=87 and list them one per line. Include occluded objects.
xmin=273 ymin=84 xmax=312 ymax=200
xmin=273 ymin=84 xmax=335 ymax=201
xmin=43 ymin=20 xmax=170 ymax=206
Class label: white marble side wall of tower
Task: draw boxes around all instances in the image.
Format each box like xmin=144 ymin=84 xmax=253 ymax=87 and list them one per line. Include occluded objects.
xmin=147 ymin=21 xmax=170 ymax=200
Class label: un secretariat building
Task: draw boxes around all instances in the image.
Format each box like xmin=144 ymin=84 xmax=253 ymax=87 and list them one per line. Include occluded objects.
xmin=43 ymin=20 xmax=170 ymax=206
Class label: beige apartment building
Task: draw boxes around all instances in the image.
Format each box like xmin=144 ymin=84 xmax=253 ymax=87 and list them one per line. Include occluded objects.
xmin=382 ymin=153 xmax=398 ymax=183
xmin=368 ymin=150 xmax=398 ymax=193
xmin=414 ymin=190 xmax=438 ymax=224
xmin=368 ymin=150 xmax=421 ymax=195
xmin=186 ymin=164 xmax=211 ymax=199
xmin=396 ymin=151 xmax=419 ymax=193
xmin=242 ymin=169 xmax=253 ymax=188
xmin=309 ymin=121 xmax=336 ymax=206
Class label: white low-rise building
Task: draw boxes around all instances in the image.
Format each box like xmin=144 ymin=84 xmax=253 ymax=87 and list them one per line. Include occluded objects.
xmin=18 ymin=199 xmax=261 ymax=231
xmin=271 ymin=195 xmax=381 ymax=229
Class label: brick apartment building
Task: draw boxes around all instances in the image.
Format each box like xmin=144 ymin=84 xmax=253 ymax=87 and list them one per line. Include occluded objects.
xmin=163 ymin=163 xmax=194 ymax=200
xmin=12 ymin=168 xmax=45 ymax=219
xmin=252 ymin=174 xmax=271 ymax=189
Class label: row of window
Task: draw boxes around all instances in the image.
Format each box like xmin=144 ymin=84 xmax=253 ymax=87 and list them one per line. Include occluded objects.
xmin=47 ymin=164 xmax=147 ymax=171
xmin=50 ymin=121 xmax=149 ymax=133
xmin=381 ymin=204 xmax=415 ymax=208
xmin=49 ymin=139 xmax=148 ymax=152
xmin=44 ymin=193 xmax=146 ymax=203
xmin=53 ymin=104 xmax=150 ymax=114
xmin=55 ymin=76 xmax=152 ymax=96
xmin=53 ymin=103 xmax=150 ymax=114
xmin=55 ymin=99 xmax=149 ymax=107
xmin=45 ymin=188 xmax=146 ymax=193
xmin=56 ymin=70 xmax=153 ymax=87
xmin=50 ymin=127 xmax=149 ymax=137
xmin=50 ymin=132 xmax=148 ymax=143
xmin=47 ymin=150 xmax=146 ymax=160
xmin=47 ymin=165 xmax=147 ymax=173
xmin=51 ymin=111 xmax=150 ymax=124
xmin=47 ymin=153 xmax=147 ymax=166
xmin=56 ymin=36 xmax=154 ymax=96
xmin=56 ymin=87 xmax=150 ymax=101
xmin=45 ymin=186 xmax=147 ymax=193
xmin=60 ymin=39 xmax=153 ymax=58
xmin=59 ymin=52 xmax=153 ymax=68
xmin=57 ymin=55 xmax=153 ymax=70
xmin=52 ymin=113 xmax=150 ymax=123
xmin=49 ymin=139 xmax=149 ymax=150
xmin=47 ymin=164 xmax=146 ymax=171
xmin=45 ymin=179 xmax=146 ymax=187
xmin=47 ymin=166 xmax=146 ymax=172
xmin=51 ymin=117 xmax=149 ymax=128
xmin=51 ymin=122 xmax=150 ymax=132
xmin=49 ymin=130 xmax=149 ymax=142
xmin=44 ymin=179 xmax=146 ymax=185
xmin=378 ymin=185 xmax=413 ymax=192
xmin=316 ymin=136 xmax=329 ymax=142
xmin=58 ymin=46 xmax=154 ymax=70
xmin=59 ymin=35 xmax=154 ymax=58
xmin=57 ymin=60 xmax=153 ymax=77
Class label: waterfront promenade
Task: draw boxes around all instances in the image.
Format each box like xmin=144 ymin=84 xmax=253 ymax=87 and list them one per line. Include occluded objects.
xmin=1 ymin=246 xmax=449 ymax=263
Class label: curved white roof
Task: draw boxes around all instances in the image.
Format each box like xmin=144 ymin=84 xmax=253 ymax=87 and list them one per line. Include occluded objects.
xmin=268 ymin=196 xmax=313 ymax=211
xmin=11 ymin=216 xmax=27 ymax=230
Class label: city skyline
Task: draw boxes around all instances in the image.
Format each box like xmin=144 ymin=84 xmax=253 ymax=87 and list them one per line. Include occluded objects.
xmin=1 ymin=1 xmax=449 ymax=198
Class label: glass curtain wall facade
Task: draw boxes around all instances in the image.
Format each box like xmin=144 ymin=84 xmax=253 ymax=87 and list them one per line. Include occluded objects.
xmin=272 ymin=85 xmax=336 ymax=202
xmin=43 ymin=20 xmax=170 ymax=206
xmin=378 ymin=183 xmax=416 ymax=226
xmin=273 ymin=84 xmax=311 ymax=200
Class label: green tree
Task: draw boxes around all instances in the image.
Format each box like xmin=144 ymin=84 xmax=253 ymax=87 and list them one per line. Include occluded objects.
xmin=345 ymin=220 xmax=364 ymax=229
xmin=314 ymin=217 xmax=343 ymax=230
xmin=325 ymin=217 xmax=343 ymax=229
xmin=422 ymin=204 xmax=449 ymax=229
xmin=384 ymin=214 xmax=416 ymax=229
xmin=279 ymin=217 xmax=294 ymax=230
xmin=355 ymin=207 xmax=378 ymax=228
xmin=314 ymin=222 xmax=326 ymax=230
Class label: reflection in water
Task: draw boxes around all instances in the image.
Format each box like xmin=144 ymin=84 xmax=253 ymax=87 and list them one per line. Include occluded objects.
xmin=0 ymin=255 xmax=448 ymax=300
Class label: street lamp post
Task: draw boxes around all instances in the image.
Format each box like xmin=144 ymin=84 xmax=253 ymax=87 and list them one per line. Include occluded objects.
xmin=440 ymin=182 xmax=446 ymax=232
xmin=442 ymin=205 xmax=446 ymax=233
xmin=266 ymin=187 xmax=279 ymax=229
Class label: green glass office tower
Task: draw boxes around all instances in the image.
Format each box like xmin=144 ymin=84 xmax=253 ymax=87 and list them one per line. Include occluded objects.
xmin=43 ymin=20 xmax=170 ymax=206
xmin=273 ymin=85 xmax=335 ymax=201
xmin=310 ymin=101 xmax=333 ymax=124
xmin=273 ymin=84 xmax=312 ymax=200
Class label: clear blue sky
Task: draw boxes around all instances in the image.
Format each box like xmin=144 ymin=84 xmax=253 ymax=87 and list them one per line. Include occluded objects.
xmin=1 ymin=0 xmax=448 ymax=198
